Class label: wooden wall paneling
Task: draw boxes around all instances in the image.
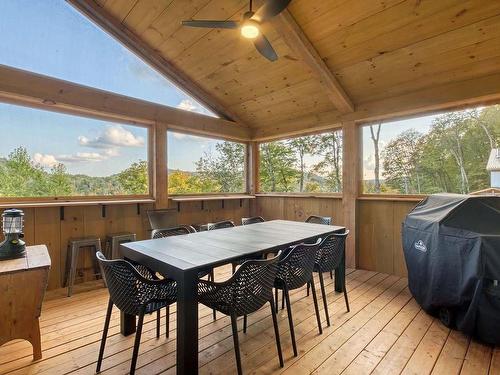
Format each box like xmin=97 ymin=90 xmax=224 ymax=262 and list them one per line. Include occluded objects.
xmin=358 ymin=200 xmax=394 ymax=275
xmin=33 ymin=207 xmax=61 ymax=289
xmin=154 ymin=124 xmax=168 ymax=209
xmin=21 ymin=208 xmax=35 ymax=246
xmin=392 ymin=201 xmax=418 ymax=277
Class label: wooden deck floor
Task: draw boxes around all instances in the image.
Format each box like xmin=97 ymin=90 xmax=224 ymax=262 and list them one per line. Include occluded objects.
xmin=1 ymin=266 xmax=498 ymax=375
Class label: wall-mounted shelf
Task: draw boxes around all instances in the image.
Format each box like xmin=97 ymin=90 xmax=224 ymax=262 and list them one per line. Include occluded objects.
xmin=170 ymin=194 xmax=255 ymax=211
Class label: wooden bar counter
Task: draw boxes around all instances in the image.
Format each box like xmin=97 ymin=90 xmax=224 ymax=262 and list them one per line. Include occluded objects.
xmin=0 ymin=245 xmax=51 ymax=360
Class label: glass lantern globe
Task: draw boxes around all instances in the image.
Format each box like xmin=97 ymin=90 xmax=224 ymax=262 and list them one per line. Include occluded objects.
xmin=2 ymin=209 xmax=24 ymax=234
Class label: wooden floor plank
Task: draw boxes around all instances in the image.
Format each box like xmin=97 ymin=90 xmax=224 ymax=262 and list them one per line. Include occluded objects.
xmin=0 ymin=266 xmax=498 ymax=375
xmin=401 ymin=319 xmax=450 ymax=374
xmin=460 ymin=340 xmax=493 ymax=375
xmin=431 ymin=330 xmax=470 ymax=375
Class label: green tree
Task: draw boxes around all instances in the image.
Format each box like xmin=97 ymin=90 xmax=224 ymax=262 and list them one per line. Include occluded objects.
xmin=0 ymin=147 xmax=46 ymax=197
xmin=195 ymin=142 xmax=245 ymax=193
xmin=288 ymin=136 xmax=317 ymax=192
xmin=312 ymin=131 xmax=343 ymax=192
xmin=382 ymin=130 xmax=423 ymax=194
xmin=47 ymin=163 xmax=72 ymax=196
xmin=117 ymin=160 xmax=148 ymax=194
xmin=259 ymin=142 xmax=298 ymax=192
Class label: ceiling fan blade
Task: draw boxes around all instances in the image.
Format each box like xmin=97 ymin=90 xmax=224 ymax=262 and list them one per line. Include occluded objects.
xmin=252 ymin=0 xmax=291 ymax=23
xmin=181 ymin=20 xmax=239 ymax=29
xmin=253 ymin=34 xmax=278 ymax=61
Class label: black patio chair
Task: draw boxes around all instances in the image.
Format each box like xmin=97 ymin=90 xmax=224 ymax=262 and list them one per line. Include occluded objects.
xmin=307 ymin=231 xmax=350 ymax=326
xmin=272 ymin=239 xmax=323 ymax=357
xmin=151 ymin=225 xmax=216 ymax=320
xmin=305 ymin=215 xmax=332 ymax=225
xmin=305 ymin=215 xmax=334 ymax=279
xmin=241 ymin=216 xmax=265 ymax=225
xmin=207 ymin=220 xmax=236 ymax=230
xmin=95 ymin=252 xmax=177 ymax=375
xmin=198 ymin=255 xmax=284 ymax=375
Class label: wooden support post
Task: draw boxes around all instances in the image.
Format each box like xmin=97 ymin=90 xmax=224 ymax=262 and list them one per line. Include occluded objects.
xmin=342 ymin=122 xmax=361 ymax=268
xmin=246 ymin=142 xmax=259 ymax=194
xmin=247 ymin=142 xmax=259 ymax=216
xmin=154 ymin=124 xmax=168 ymax=209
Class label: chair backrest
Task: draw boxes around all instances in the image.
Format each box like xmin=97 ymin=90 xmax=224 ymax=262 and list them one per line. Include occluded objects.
xmin=305 ymin=215 xmax=332 ymax=225
xmin=151 ymin=225 xmax=196 ymax=239
xmin=241 ymin=216 xmax=265 ymax=225
xmin=275 ymin=238 xmax=321 ymax=290
xmin=96 ymin=251 xmax=153 ymax=315
xmin=216 ymin=254 xmax=281 ymax=316
xmin=315 ymin=231 xmax=349 ymax=272
xmin=146 ymin=208 xmax=178 ymax=230
xmin=207 ymin=220 xmax=235 ymax=230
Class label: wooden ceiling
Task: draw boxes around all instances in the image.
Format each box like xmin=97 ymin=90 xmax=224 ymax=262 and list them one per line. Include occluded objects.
xmin=77 ymin=0 xmax=500 ymax=137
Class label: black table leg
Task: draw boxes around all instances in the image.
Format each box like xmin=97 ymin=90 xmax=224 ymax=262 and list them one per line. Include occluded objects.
xmin=121 ymin=311 xmax=136 ymax=336
xmin=335 ymin=254 xmax=345 ymax=293
xmin=177 ymin=269 xmax=199 ymax=375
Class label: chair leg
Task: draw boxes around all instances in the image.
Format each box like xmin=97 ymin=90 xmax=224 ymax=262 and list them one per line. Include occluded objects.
xmin=210 ymin=270 xmax=217 ymax=321
xmin=275 ymin=288 xmax=279 ymax=311
xmin=343 ymin=279 xmax=350 ymax=313
xmin=243 ymin=314 xmax=248 ymax=333
xmin=283 ymin=287 xmax=297 ymax=357
xmin=281 ymin=289 xmax=285 ymax=310
xmin=307 ymin=281 xmax=310 ymax=296
xmin=230 ymin=314 xmax=243 ymax=375
xmin=330 ymin=270 xmax=333 ymax=279
xmin=130 ymin=309 xmax=145 ymax=375
xmin=318 ymin=271 xmax=330 ymax=326
xmin=269 ymin=300 xmax=284 ymax=368
xmin=96 ymin=299 xmax=113 ymax=373
xmin=165 ymin=305 xmax=170 ymax=338
xmin=67 ymin=244 xmax=79 ymax=297
xmin=310 ymin=276 xmax=323 ymax=334
xmin=156 ymin=309 xmax=160 ymax=339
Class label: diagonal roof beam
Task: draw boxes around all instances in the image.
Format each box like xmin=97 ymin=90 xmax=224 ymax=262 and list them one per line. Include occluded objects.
xmin=272 ymin=9 xmax=354 ymax=113
xmin=68 ymin=0 xmax=248 ymax=125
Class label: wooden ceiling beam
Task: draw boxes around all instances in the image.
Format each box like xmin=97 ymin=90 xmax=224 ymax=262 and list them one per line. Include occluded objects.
xmin=68 ymin=0 xmax=248 ymax=125
xmin=252 ymin=72 xmax=500 ymax=140
xmin=272 ymin=10 xmax=355 ymax=114
xmin=0 ymin=64 xmax=251 ymax=141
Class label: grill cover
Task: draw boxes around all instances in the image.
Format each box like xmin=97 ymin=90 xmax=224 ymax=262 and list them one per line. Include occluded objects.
xmin=402 ymin=193 xmax=500 ymax=344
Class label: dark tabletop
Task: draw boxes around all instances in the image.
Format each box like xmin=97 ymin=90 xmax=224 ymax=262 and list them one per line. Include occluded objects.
xmin=120 ymin=220 xmax=345 ymax=276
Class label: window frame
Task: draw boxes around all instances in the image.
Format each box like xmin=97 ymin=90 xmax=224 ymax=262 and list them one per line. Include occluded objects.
xmin=0 ymin=100 xmax=154 ymax=205
xmin=166 ymin=129 xmax=249 ymax=197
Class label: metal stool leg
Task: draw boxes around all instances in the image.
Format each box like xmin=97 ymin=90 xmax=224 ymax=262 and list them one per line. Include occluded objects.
xmin=67 ymin=243 xmax=79 ymax=297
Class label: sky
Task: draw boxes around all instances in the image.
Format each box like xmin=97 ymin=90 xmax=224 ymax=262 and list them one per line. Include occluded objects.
xmin=167 ymin=131 xmax=230 ymax=172
xmin=0 ymin=0 xmax=217 ymax=176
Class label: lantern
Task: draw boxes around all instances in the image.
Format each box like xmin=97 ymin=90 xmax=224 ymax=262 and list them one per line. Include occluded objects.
xmin=0 ymin=209 xmax=26 ymax=260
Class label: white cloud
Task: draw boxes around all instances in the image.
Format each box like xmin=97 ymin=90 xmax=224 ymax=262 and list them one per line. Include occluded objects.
xmin=78 ymin=125 xmax=144 ymax=149
xmin=177 ymin=99 xmax=198 ymax=112
xmin=33 ymin=153 xmax=58 ymax=168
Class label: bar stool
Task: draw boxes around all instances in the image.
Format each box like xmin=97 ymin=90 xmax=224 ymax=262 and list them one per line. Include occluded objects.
xmin=105 ymin=232 xmax=137 ymax=259
xmin=65 ymin=237 xmax=102 ymax=297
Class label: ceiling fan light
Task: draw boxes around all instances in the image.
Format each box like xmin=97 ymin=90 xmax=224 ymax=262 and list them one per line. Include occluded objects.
xmin=241 ymin=22 xmax=259 ymax=39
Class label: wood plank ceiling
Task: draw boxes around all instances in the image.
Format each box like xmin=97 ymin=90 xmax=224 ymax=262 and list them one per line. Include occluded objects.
xmin=89 ymin=0 xmax=500 ymax=134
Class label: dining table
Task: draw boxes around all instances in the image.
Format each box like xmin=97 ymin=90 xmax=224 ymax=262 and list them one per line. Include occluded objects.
xmin=120 ymin=219 xmax=346 ymax=375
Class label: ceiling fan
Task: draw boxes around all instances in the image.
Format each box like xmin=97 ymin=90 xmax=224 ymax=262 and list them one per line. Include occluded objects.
xmin=181 ymin=0 xmax=291 ymax=62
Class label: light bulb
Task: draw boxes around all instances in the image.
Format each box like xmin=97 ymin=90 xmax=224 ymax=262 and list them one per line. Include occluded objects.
xmin=241 ymin=22 xmax=259 ymax=39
